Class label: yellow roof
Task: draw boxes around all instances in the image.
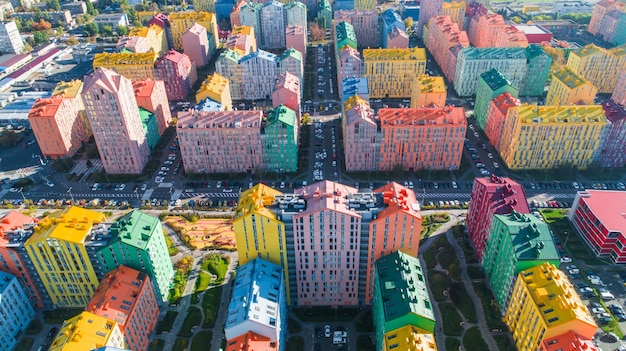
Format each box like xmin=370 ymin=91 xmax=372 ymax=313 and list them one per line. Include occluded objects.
xmin=52 ymin=80 xmax=83 ymax=98
xmin=385 ymin=326 xmax=437 ymax=351
xmin=551 ymin=67 xmax=588 ymax=89
xmin=148 ymin=23 xmax=163 ymax=34
xmin=232 ymin=25 xmax=254 ymax=36
xmin=443 ymin=1 xmax=465 ymax=9
xmin=93 ymin=52 xmax=158 ymax=66
xmin=129 ymin=27 xmax=149 ymax=37
xmin=170 ymin=10 xmax=215 ymax=21
xmin=199 ymin=73 xmax=229 ymax=95
xmin=49 ymin=311 xmax=121 ymax=351
xmin=513 ymin=105 xmax=607 ymax=124
xmin=344 ymin=94 xmax=369 ymax=111
xmin=416 ymin=76 xmax=446 ymax=93
xmin=30 ymin=206 xmax=105 ymax=245
xmin=363 ymin=47 xmax=426 ymax=61
xmin=235 ymin=184 xmax=282 ymax=220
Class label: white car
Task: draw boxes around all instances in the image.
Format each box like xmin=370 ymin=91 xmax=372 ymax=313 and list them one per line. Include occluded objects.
xmin=324 ymin=325 xmax=331 ymax=338
xmin=141 ymin=184 xmax=147 ymax=191
xmin=155 ymin=177 xmax=164 ymax=183
xmin=216 ymin=181 xmax=222 ymax=188
xmin=560 ymin=256 xmax=572 ymax=263
xmin=487 ymin=153 xmax=493 ymax=159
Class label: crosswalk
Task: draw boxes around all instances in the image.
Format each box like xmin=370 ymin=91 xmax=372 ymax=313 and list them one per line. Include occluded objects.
xmin=70 ymin=159 xmax=103 ymax=182
xmin=180 ymin=192 xmax=241 ymax=199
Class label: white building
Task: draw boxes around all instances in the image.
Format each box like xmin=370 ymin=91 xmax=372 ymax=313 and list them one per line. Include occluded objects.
xmin=0 ymin=21 xmax=23 ymax=54
xmin=261 ymin=1 xmax=285 ymax=49
xmin=284 ymin=1 xmax=307 ymax=34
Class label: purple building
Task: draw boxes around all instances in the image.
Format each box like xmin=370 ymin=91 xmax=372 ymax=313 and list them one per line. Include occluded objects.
xmin=599 ymin=100 xmax=626 ymax=168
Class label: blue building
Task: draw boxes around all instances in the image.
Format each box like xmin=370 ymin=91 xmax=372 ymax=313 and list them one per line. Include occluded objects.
xmin=341 ymin=77 xmax=369 ymax=102
xmin=381 ymin=9 xmax=405 ymax=47
xmin=216 ymin=0 xmax=236 ymax=24
xmin=0 ymin=271 xmax=35 ymax=351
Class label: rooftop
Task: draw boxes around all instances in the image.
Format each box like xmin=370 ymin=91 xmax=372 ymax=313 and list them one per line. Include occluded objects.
xmin=285 ymin=24 xmax=304 ymax=35
xmin=0 ymin=270 xmax=17 ymax=293
xmin=480 ymin=68 xmax=514 ymax=91
xmin=378 ymin=106 xmax=466 ymax=127
xmin=475 ymin=175 xmax=530 ymax=214
xmin=196 ymin=98 xmax=224 ymax=112
xmin=515 ymin=24 xmax=552 ymax=35
xmin=198 ymin=73 xmax=229 ymax=96
xmin=492 ymin=92 xmax=522 ymax=114
xmin=266 ymin=105 xmax=296 ymax=128
xmin=169 ymin=10 xmax=215 ymax=21
xmin=225 ymin=331 xmax=277 ymax=351
xmin=235 ymin=184 xmax=283 ymax=221
xmin=232 ymin=25 xmax=254 ymax=36
xmin=493 ymin=212 xmax=559 ymax=261
xmin=109 ymin=210 xmax=162 ymax=250
xmin=575 ymin=190 xmax=626 ymax=234
xmin=184 ymin=22 xmax=206 ymax=37
xmin=513 ymin=105 xmax=607 ymax=124
xmin=274 ymin=71 xmax=300 ymax=93
xmin=601 ymin=100 xmax=626 ymax=123
xmin=29 ymin=206 xmax=105 ymax=245
xmin=375 ymin=182 xmax=422 ymax=219
xmin=157 ymin=49 xmax=190 ymax=64
xmin=542 ymin=330 xmax=599 ymax=351
xmin=0 ymin=211 xmax=36 ymax=236
xmin=27 ymin=96 xmax=63 ymax=119
xmin=460 ymin=47 xmax=527 ymax=60
xmin=49 ymin=312 xmax=121 ymax=351
xmin=551 ymin=67 xmax=588 ymax=89
xmin=415 ymin=76 xmax=446 ymax=94
xmin=240 ymin=50 xmax=278 ymax=65
xmin=177 ymin=109 xmax=263 ymax=129
xmin=344 ymin=94 xmax=376 ymax=126
xmin=52 ymin=80 xmax=83 ymax=98
xmin=363 ymin=48 xmax=426 ymax=61
xmin=93 ymin=52 xmax=158 ymax=66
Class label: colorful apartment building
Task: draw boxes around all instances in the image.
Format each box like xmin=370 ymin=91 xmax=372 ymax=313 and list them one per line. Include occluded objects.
xmin=238 ymin=2 xmax=263 ymax=45
xmin=182 ymin=23 xmax=212 ymax=68
xmin=88 ymin=211 xmax=174 ymax=302
xmin=410 ymin=76 xmax=446 ymax=108
xmin=169 ymin=11 xmax=219 ymax=50
xmin=467 ymin=176 xmax=530 ymax=261
xmin=566 ymin=44 xmax=626 ymax=94
xmin=154 ymin=50 xmax=198 ymax=101
xmin=284 ymin=1 xmax=307 ymax=31
xmin=546 ymin=67 xmax=597 ymax=106
xmin=590 ymin=0 xmax=626 ymax=44
xmin=83 ymin=68 xmax=150 ymax=175
xmin=127 ymin=24 xmax=167 ymax=55
xmin=514 ymin=24 xmax=553 ymax=43
xmin=337 ymin=46 xmax=362 ymax=93
xmin=317 ymin=0 xmax=332 ymax=28
xmin=336 ymin=21 xmax=358 ymax=51
xmin=92 ymin=52 xmax=158 ymax=81
xmin=424 ymin=16 xmax=470 ymax=82
xmin=0 ymin=271 xmax=35 ymax=351
xmin=468 ymin=13 xmax=506 ymax=47
xmin=498 ymin=105 xmax=607 ymax=170
xmin=520 ymin=44 xmax=552 ymax=97
xmin=342 ymin=95 xmax=380 ymax=171
xmin=177 ymin=109 xmax=264 ymax=173
xmin=541 ymin=331 xmax=600 ymax=351
xmin=505 ymin=263 xmax=597 ymax=351
xmin=495 ymin=25 xmax=529 ymax=48
xmin=148 ymin=13 xmax=173 ymax=49
xmin=132 ymin=79 xmax=172 ymax=135
xmin=285 ymin=24 xmax=306 ymax=58
xmin=263 ymin=105 xmax=298 ymax=173
xmin=24 ymin=207 xmax=105 ymax=307
xmin=381 ymin=9 xmax=408 ymax=49
xmin=373 ymin=251 xmax=436 ymax=351
xmin=484 ymin=92 xmax=521 ymax=150
xmin=271 ymin=71 xmax=300 ymax=120
xmin=225 ymin=258 xmax=287 ymax=350
xmin=568 ymin=190 xmax=626 ymax=263
xmin=278 ymin=48 xmax=303 ymax=87
xmin=139 ymin=107 xmax=158 ymax=153
xmin=483 ymin=212 xmax=560 ymax=314
xmin=475 ymin=68 xmax=519 ymax=130
xmin=334 ymin=10 xmax=380 ymax=49
xmin=225 ymin=332 xmax=278 ymax=351
xmin=417 ymin=0 xmax=443 ymax=35
xmin=453 ymin=47 xmax=527 ymax=97
xmin=87 ymin=265 xmax=159 ymax=351
xmin=442 ymin=0 xmax=465 ymax=28
xmin=589 ymin=0 xmax=622 ymax=35
xmin=598 ymin=100 xmax=626 ymax=168
xmin=195 ymin=73 xmax=232 ymax=111
xmin=341 ymin=77 xmax=369 ymax=102
xmin=50 ymin=312 xmax=125 ymax=351
xmin=228 ymin=26 xmax=257 ymax=54
xmin=215 ymin=49 xmax=243 ymax=99
xmin=611 ymin=71 xmax=626 ymax=105
xmin=378 ymin=106 xmax=466 ymax=171
xmin=262 ymin=1 xmax=285 ymax=49
xmin=363 ymin=48 xmax=426 ymax=98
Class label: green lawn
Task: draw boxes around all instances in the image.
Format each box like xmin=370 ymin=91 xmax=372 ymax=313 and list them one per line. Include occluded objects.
xmin=458 ymin=239 xmax=479 ymax=264
xmin=178 ymin=306 xmax=202 ymax=337
xmin=201 ymin=253 xmax=230 ymax=283
xmin=288 ymin=318 xmax=302 ymax=333
xmin=25 ymin=319 xmax=43 ymax=335
xmin=156 ymin=311 xmax=179 ymax=335
xmin=467 ymin=265 xmax=486 ymax=279
xmin=423 ymin=246 xmax=437 ymax=269
xmin=473 ymin=282 xmax=507 ymax=331
xmin=463 ymin=327 xmax=488 ymax=351
xmin=355 ymin=310 xmax=374 ymax=332
xmin=356 ymin=334 xmax=375 ymax=351
xmin=449 ymin=282 xmax=478 ymax=323
xmin=438 ymin=248 xmax=461 ymax=280
xmin=173 ymin=338 xmax=189 ymax=351
xmin=148 ymin=339 xmax=165 ymax=351
xmin=195 ymin=272 xmax=212 ymax=292
xmin=286 ymin=336 xmax=304 ymax=351
xmin=164 ymin=231 xmax=179 ymax=256
xmin=201 ymin=286 xmax=222 ymax=328
xmin=439 ymin=302 xmax=464 ymax=336
xmin=494 ymin=334 xmax=517 ymax=351
xmin=13 ymin=337 xmax=34 ymax=351
xmin=445 ymin=337 xmax=462 ymax=351
xmin=428 ymin=270 xmax=451 ymax=302
xmin=42 ymin=308 xmax=83 ymax=324
xmin=190 ymin=330 xmax=213 ymax=351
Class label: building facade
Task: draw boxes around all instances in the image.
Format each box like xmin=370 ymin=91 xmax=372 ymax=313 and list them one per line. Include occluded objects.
xmin=285 ymin=24 xmax=306 ymax=58
xmin=0 ymin=271 xmax=35 ymax=351
xmin=520 ymin=44 xmax=552 ymax=97
xmin=611 ymin=71 xmax=626 ymax=105
xmin=261 ymin=1 xmax=285 ymax=49
xmin=92 ymin=52 xmax=158 ymax=81
xmin=410 ymin=76 xmax=447 ymax=108
xmin=474 ymin=68 xmax=519 ymax=129
xmin=271 ymin=71 xmax=301 ymax=120
xmin=417 ymin=0 xmax=443 ymax=36
xmin=0 ymin=21 xmax=23 ymax=54
xmin=169 ymin=11 xmax=219 ymax=50
xmin=342 ymin=95 xmax=380 ymax=171
xmin=424 ymin=16 xmax=470 ymax=82
xmin=546 ymin=67 xmax=597 ymax=106
xmin=442 ymin=0 xmax=465 ymax=28
xmin=334 ymin=10 xmax=380 ymax=49
xmin=468 ymin=13 xmax=506 ymax=48
xmin=566 ymin=44 xmax=626 ymax=94
xmin=155 ymin=50 xmax=198 ymax=101
xmin=337 ymin=47 xmax=362 ymax=93
xmin=484 ymin=92 xmax=521 ymax=150
xmin=132 ymin=79 xmax=172 ymax=135
xmin=263 ymin=105 xmax=298 ymax=173
xmin=597 ymin=100 xmax=626 ymax=168
xmin=363 ymin=48 xmax=426 ymax=98
xmin=182 ymin=22 xmax=212 ymax=68
xmin=49 ymin=312 xmax=125 ymax=351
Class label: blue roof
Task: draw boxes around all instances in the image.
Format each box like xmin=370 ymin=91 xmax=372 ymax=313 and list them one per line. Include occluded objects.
xmin=196 ymin=98 xmax=224 ymax=112
xmin=382 ymin=9 xmax=405 ymax=30
xmin=240 ymin=49 xmax=278 ymax=64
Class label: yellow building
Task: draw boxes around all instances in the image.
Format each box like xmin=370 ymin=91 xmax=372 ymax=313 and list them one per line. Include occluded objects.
xmin=498 ymin=105 xmax=607 ymax=170
xmin=410 ymin=75 xmax=447 ymax=108
xmin=195 ymin=73 xmax=232 ymax=109
xmin=170 ymin=11 xmax=219 ymax=50
xmin=546 ymin=67 xmax=597 ymax=106
xmin=49 ymin=311 xmax=126 ymax=351
xmin=442 ymin=1 xmax=465 ymax=28
xmin=233 ymin=184 xmax=290 ymax=304
xmin=355 ymin=0 xmax=376 ymax=10
xmin=128 ymin=24 xmax=167 ymax=56
xmin=505 ymin=263 xmax=597 ymax=351
xmin=566 ymin=44 xmax=626 ymax=93
xmin=384 ymin=326 xmax=437 ymax=351
xmin=231 ymin=25 xmax=257 ymax=53
xmin=363 ymin=48 xmax=427 ymax=98
xmin=24 ymin=207 xmax=105 ymax=307
xmin=92 ymin=52 xmax=158 ymax=81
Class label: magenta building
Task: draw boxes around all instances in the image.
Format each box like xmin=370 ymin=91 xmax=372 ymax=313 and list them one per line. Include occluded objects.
xmin=182 ymin=22 xmax=211 ymax=68
xmin=598 ymin=100 xmax=626 ymax=168
xmin=611 ymin=71 xmax=626 ymax=106
xmin=155 ymin=50 xmax=198 ymax=101
xmin=285 ymin=24 xmax=306 ymax=58
xmin=272 ymin=71 xmax=301 ymax=120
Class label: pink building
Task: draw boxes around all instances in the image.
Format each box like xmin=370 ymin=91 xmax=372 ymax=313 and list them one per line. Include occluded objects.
xmin=272 ymin=71 xmax=301 ymax=120
xmin=425 ymin=16 xmax=470 ymax=82
xmin=385 ymin=27 xmax=409 ymax=49
xmin=485 ymin=92 xmax=521 ymax=150
xmin=343 ymin=95 xmax=379 ymax=171
xmin=417 ymin=0 xmax=443 ymax=36
xmin=589 ymin=0 xmax=624 ymax=35
xmin=133 ymin=79 xmax=172 ymax=135
xmin=467 ymin=176 xmax=530 ymax=260
xmin=116 ymin=36 xmax=149 ymax=53
xmin=334 ymin=10 xmax=380 ymax=49
xmin=611 ymin=71 xmax=626 ymax=105
xmin=177 ymin=109 xmax=263 ymax=173
xmin=28 ymin=95 xmax=90 ymax=159
xmin=469 ymin=13 xmax=506 ymax=47
xmin=495 ymin=25 xmax=529 ymax=48
xmin=337 ymin=46 xmax=362 ymax=91
xmin=285 ymin=24 xmax=306 ymax=58
xmin=87 ymin=265 xmax=159 ymax=351
xmin=155 ymin=50 xmax=197 ymax=101
xmin=230 ymin=0 xmax=246 ymax=28
xmin=378 ymin=106 xmax=467 ymax=171
xmin=598 ymin=100 xmax=626 ymax=168
xmin=182 ymin=22 xmax=210 ymax=68
xmin=82 ymin=68 xmax=150 ymax=175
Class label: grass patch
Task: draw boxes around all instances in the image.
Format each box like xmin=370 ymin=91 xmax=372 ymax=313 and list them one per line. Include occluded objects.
xmin=173 ymin=338 xmax=189 ymax=351
xmin=178 ymin=306 xmax=202 ymax=337
xmin=494 ymin=334 xmax=517 ymax=351
xmin=191 ymin=293 xmax=200 ymax=304
xmin=25 ymin=319 xmax=43 ymax=335
xmin=286 ymin=336 xmax=304 ymax=351
xmin=356 ymin=334 xmax=375 ymax=351
xmin=449 ymin=282 xmax=478 ymax=323
xmin=201 ymin=253 xmax=230 ymax=284
xmin=191 ymin=330 xmax=213 ymax=351
xmin=148 ymin=339 xmax=165 ymax=351
xmin=458 ymin=239 xmax=479 ymax=264
xmin=438 ymin=248 xmax=461 ymax=280
xmin=463 ymin=326 xmax=488 ymax=351
xmin=201 ymin=286 xmax=222 ymax=328
xmin=195 ymin=271 xmax=212 ymax=292
xmin=164 ymin=231 xmax=179 ymax=256
xmin=293 ymin=306 xmax=360 ymax=322
xmin=156 ymin=311 xmax=179 ymax=335
xmin=473 ymin=281 xmax=507 ymax=331
xmin=428 ymin=270 xmax=451 ymax=302
xmin=13 ymin=337 xmax=34 ymax=351
xmin=168 ymin=270 xmax=189 ymax=304
xmin=467 ymin=265 xmax=486 ymax=279
xmin=43 ymin=308 xmax=83 ymax=324
xmin=439 ymin=302 xmax=463 ymax=336
xmin=543 ymin=212 xmax=608 ymax=265
xmin=445 ymin=337 xmax=462 ymax=351
xmin=355 ymin=310 xmax=374 ymax=332
xmin=423 ymin=246 xmax=437 ymax=269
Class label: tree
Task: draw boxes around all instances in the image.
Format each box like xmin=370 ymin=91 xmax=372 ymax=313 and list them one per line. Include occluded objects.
xmin=31 ymin=19 xmax=52 ymax=31
xmin=301 ymin=113 xmax=311 ymax=125
xmin=308 ymin=22 xmax=324 ymax=41
xmin=543 ymin=45 xmax=566 ymax=71
xmin=116 ymin=25 xmax=128 ymax=36
xmin=47 ymin=0 xmax=60 ymax=11
xmin=33 ymin=31 xmax=50 ymax=45
xmin=65 ymin=36 xmax=79 ymax=45
xmin=0 ymin=130 xmax=19 ymax=147
xmin=511 ymin=16 xmax=521 ymax=24
xmin=85 ymin=0 xmax=97 ymax=16
xmin=84 ymin=22 xmax=99 ymax=36
xmin=100 ymin=24 xmax=113 ymax=37
xmin=404 ymin=17 xmax=414 ymax=29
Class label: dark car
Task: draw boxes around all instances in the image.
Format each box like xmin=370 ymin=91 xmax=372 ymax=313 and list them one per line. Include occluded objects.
xmin=598 ymin=316 xmax=613 ymax=326
xmin=47 ymin=327 xmax=58 ymax=339
xmin=315 ymin=327 xmax=322 ymax=338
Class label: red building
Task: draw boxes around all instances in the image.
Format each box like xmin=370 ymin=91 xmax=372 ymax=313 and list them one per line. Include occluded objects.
xmin=568 ymin=190 xmax=626 ymax=263
xmin=271 ymin=71 xmax=301 ymax=121
xmin=86 ymin=265 xmax=159 ymax=351
xmin=154 ymin=50 xmax=197 ymax=101
xmin=541 ymin=331 xmax=599 ymax=351
xmin=467 ymin=176 xmax=530 ymax=260
xmin=484 ymin=92 xmax=521 ymax=150
xmin=425 ymin=15 xmax=470 ymax=82
xmin=514 ymin=24 xmax=553 ymax=44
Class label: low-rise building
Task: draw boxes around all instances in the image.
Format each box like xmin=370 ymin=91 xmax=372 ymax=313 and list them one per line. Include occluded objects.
xmin=93 ymin=13 xmax=129 ymax=27
xmin=513 ymin=24 xmax=552 ymax=43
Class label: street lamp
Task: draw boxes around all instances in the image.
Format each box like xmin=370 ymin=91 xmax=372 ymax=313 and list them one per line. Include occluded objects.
xmin=67 ymin=187 xmax=74 ymax=205
xmin=18 ymin=187 xmax=26 ymax=203
xmin=563 ymin=231 xmax=570 ymax=248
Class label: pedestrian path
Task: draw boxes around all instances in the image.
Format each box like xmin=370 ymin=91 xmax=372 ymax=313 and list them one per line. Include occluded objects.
xmin=180 ymin=192 xmax=241 ymax=199
xmin=70 ymin=159 xmax=103 ymax=182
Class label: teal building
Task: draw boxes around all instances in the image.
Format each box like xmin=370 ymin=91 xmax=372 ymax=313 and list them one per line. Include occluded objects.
xmin=336 ymin=21 xmax=357 ymax=51
xmin=91 ymin=211 xmax=175 ymax=302
xmin=482 ymin=211 xmax=560 ymax=314
xmin=520 ymin=44 xmax=552 ymax=97
xmin=263 ymin=105 xmax=298 ymax=173
xmin=139 ymin=108 xmax=159 ymax=152
xmin=474 ymin=68 xmax=519 ymax=130
xmin=373 ymin=251 xmax=436 ymax=351
xmin=317 ymin=0 xmax=332 ymax=29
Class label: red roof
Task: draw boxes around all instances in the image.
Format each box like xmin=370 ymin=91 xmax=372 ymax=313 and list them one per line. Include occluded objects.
xmin=0 ymin=211 xmax=36 ymax=236
xmin=577 ymin=190 xmax=626 ymax=233
xmin=542 ymin=330 xmax=599 ymax=351
xmin=601 ymin=100 xmax=626 ymax=123
xmin=475 ymin=175 xmax=530 ymax=214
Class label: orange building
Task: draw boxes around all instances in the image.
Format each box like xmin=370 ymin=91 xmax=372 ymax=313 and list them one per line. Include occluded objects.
xmin=86 ymin=265 xmax=159 ymax=351
xmin=495 ymin=25 xmax=529 ymax=48
xmin=484 ymin=92 xmax=522 ymax=150
xmin=468 ymin=13 xmax=506 ymax=48
xmin=133 ymin=79 xmax=172 ymax=135
xmin=541 ymin=330 xmax=599 ymax=351
xmin=424 ymin=16 xmax=470 ymax=82
xmin=411 ymin=75 xmax=447 ymax=108
xmin=365 ymin=183 xmax=422 ymax=303
xmin=225 ymin=331 xmax=277 ymax=351
xmin=378 ymin=106 xmax=467 ymax=171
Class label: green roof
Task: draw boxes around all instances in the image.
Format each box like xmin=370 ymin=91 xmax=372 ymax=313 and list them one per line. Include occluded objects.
xmin=525 ymin=44 xmax=546 ymax=59
xmin=221 ymin=49 xmax=242 ymax=63
xmin=139 ymin=107 xmax=155 ymax=124
xmin=375 ymin=251 xmax=435 ymax=327
xmin=494 ymin=212 xmax=559 ymax=261
xmin=110 ymin=210 xmax=161 ymax=250
xmin=267 ymin=104 xmax=296 ymax=127
xmin=280 ymin=47 xmax=302 ymax=62
xmin=461 ymin=47 xmax=527 ymax=60
xmin=480 ymin=68 xmax=513 ymax=91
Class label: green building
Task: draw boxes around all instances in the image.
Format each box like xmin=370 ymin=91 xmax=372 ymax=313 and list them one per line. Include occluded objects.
xmin=474 ymin=68 xmax=519 ymax=130
xmin=336 ymin=21 xmax=357 ymax=51
xmin=482 ymin=212 xmax=560 ymax=314
xmin=520 ymin=44 xmax=552 ymax=97
xmin=373 ymin=251 xmax=436 ymax=351
xmin=139 ymin=108 xmax=159 ymax=152
xmin=92 ymin=210 xmax=175 ymax=302
xmin=263 ymin=105 xmax=298 ymax=173
xmin=317 ymin=0 xmax=332 ymax=29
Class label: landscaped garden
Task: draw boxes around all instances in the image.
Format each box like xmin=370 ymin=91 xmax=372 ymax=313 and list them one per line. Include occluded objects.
xmin=156 ymin=311 xmax=179 ymax=335
xmin=190 ymin=330 xmax=213 ymax=351
xmin=201 ymin=253 xmax=230 ymax=284
xmin=164 ymin=216 xmax=236 ymax=250
xmin=420 ymin=213 xmax=450 ymax=242
xmin=178 ymin=306 xmax=202 ymax=337
xmin=201 ymin=286 xmax=222 ymax=328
